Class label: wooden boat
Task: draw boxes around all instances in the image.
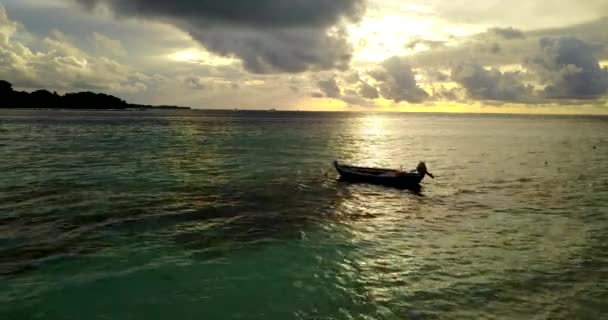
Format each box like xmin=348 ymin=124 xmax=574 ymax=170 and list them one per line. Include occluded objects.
xmin=334 ymin=160 xmax=433 ymax=188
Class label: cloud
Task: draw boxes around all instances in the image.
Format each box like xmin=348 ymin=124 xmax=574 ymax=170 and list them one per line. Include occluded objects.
xmin=527 ymin=37 xmax=608 ymax=99
xmin=357 ymin=80 xmax=379 ymax=99
xmin=430 ymin=85 xmax=466 ymax=102
xmin=404 ymin=37 xmax=446 ymax=50
xmin=487 ymin=27 xmax=525 ymax=40
xmin=74 ymin=0 xmax=366 ymax=74
xmin=394 ymin=17 xmax=608 ymax=105
xmin=311 ymin=71 xmax=379 ymax=106
xmin=317 ymin=76 xmax=341 ymax=98
xmin=340 ymin=88 xmax=376 ymax=107
xmin=43 ymin=30 xmax=87 ymax=57
xmin=420 ymin=69 xmax=450 ymax=82
xmin=451 ymin=63 xmax=534 ymax=102
xmin=405 ymin=0 xmax=608 ymax=30
xmin=341 ymin=71 xmax=378 ymax=98
xmin=0 ymin=4 xmax=146 ymax=94
xmin=183 ymin=75 xmax=207 ymax=90
xmin=369 ymin=56 xmax=429 ymax=103
xmin=448 ymin=37 xmax=608 ymax=103
xmin=406 ymin=18 xmax=608 ymax=71
xmin=0 ymin=4 xmax=17 ymax=47
xmin=527 ymin=17 xmax=608 ymax=50
xmin=180 ymin=74 xmax=244 ymax=92
xmin=76 ymin=0 xmax=365 ymax=28
xmin=406 ymin=38 xmax=524 ymax=71
xmin=342 ymin=71 xmax=362 ymax=84
xmin=4 ymin=1 xmax=607 ymax=109
xmin=93 ymin=32 xmax=126 ymax=56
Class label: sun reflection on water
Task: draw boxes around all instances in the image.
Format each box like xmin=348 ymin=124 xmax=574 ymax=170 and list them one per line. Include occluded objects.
xmin=329 ymin=183 xmax=431 ymax=306
xmin=348 ymin=115 xmax=393 ymax=167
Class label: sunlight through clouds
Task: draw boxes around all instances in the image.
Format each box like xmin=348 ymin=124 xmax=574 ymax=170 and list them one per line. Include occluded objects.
xmin=0 ymin=0 xmax=606 ymax=112
xmin=349 ymin=15 xmax=438 ymax=62
xmin=168 ymin=49 xmax=240 ymax=69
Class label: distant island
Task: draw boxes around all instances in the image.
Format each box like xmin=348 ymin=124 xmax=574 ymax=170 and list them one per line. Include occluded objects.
xmin=0 ymin=80 xmax=190 ymax=110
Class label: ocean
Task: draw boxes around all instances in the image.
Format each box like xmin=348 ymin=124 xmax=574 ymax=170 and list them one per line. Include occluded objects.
xmin=1 ymin=109 xmax=606 ymax=319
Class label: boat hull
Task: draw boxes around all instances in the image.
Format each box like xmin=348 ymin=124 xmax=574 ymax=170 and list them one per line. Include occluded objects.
xmin=334 ymin=161 xmax=424 ymax=189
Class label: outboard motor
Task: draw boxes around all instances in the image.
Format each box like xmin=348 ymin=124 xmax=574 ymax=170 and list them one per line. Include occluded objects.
xmin=417 ymin=161 xmax=434 ymax=179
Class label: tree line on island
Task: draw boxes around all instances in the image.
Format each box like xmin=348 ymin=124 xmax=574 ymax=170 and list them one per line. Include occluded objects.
xmin=0 ymin=80 xmax=190 ymax=110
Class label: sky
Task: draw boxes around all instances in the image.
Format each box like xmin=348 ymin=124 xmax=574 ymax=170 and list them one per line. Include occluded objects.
xmin=1 ymin=0 xmax=607 ymax=113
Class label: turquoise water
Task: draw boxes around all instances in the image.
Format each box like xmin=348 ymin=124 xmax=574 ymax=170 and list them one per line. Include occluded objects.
xmin=1 ymin=110 xmax=607 ymax=319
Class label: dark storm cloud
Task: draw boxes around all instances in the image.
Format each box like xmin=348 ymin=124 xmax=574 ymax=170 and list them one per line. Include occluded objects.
xmin=527 ymin=37 xmax=608 ymax=99
xmin=74 ymin=0 xmax=366 ymax=74
xmin=451 ymin=64 xmax=534 ymax=102
xmin=317 ymin=77 xmax=341 ymax=98
xmin=397 ymin=17 xmax=608 ymax=104
xmin=322 ymin=71 xmax=378 ymax=104
xmin=421 ymin=69 xmax=450 ymax=82
xmin=528 ymin=17 xmax=608 ymax=52
xmin=431 ymin=85 xmax=465 ymax=102
xmin=369 ymin=57 xmax=429 ymax=103
xmin=447 ymin=37 xmax=608 ymax=103
xmin=76 ymin=0 xmax=364 ymax=28
xmin=357 ymin=81 xmax=379 ymax=99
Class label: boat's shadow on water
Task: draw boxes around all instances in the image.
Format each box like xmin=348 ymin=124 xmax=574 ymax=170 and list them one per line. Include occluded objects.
xmin=336 ymin=178 xmax=425 ymax=195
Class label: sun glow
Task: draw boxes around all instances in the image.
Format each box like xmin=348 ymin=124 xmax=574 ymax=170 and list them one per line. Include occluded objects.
xmin=360 ymin=115 xmax=387 ymax=137
xmin=170 ymin=50 xmax=200 ymax=62
xmin=347 ymin=3 xmax=486 ymax=64
xmin=349 ymin=15 xmax=438 ymax=62
xmin=169 ymin=49 xmax=236 ymax=66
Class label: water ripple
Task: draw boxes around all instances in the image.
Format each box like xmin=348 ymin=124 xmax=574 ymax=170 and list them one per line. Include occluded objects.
xmin=1 ymin=110 xmax=607 ymax=319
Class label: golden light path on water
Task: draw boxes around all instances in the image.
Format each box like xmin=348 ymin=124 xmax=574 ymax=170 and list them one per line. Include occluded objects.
xmin=353 ymin=115 xmax=392 ymax=167
xmin=0 ymin=110 xmax=605 ymax=319
xmin=328 ymin=114 xmax=432 ymax=306
xmin=322 ymin=113 xmax=598 ymax=316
